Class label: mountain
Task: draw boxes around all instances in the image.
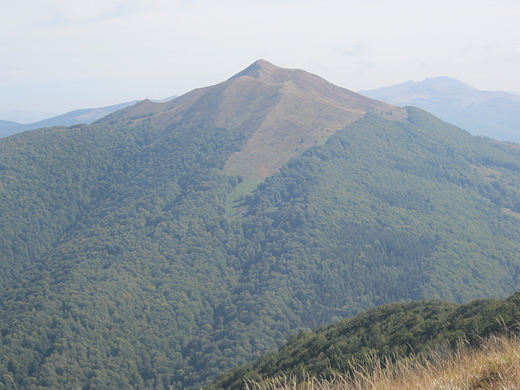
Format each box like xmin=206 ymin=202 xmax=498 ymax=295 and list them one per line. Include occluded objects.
xmin=360 ymin=77 xmax=520 ymax=143
xmin=107 ymin=59 xmax=405 ymax=179
xmin=208 ymin=292 xmax=520 ymax=390
xmin=0 ymin=101 xmax=134 ymax=138
xmin=1 ymin=61 xmax=520 ymax=389
xmin=0 ymin=119 xmax=21 ymax=129
xmin=0 ymin=99 xmax=175 ymax=139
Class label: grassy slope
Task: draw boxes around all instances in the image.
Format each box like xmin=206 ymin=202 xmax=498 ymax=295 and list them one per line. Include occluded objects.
xmin=245 ymin=333 xmax=520 ymax=390
xmin=226 ymin=179 xmax=264 ymax=217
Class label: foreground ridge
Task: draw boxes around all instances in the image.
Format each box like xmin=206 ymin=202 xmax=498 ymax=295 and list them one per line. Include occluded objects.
xmin=246 ymin=333 xmax=520 ymax=390
xmin=208 ymin=293 xmax=520 ymax=390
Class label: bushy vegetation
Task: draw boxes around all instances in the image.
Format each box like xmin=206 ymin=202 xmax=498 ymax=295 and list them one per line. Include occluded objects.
xmin=1 ymin=107 xmax=520 ymax=388
xmin=208 ymin=293 xmax=520 ymax=390
xmin=242 ymin=333 xmax=520 ymax=390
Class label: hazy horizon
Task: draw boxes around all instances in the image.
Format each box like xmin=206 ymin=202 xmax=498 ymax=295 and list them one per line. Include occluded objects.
xmin=2 ymin=0 xmax=519 ymax=123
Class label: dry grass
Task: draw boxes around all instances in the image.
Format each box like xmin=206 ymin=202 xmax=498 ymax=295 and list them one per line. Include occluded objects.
xmin=245 ymin=334 xmax=520 ymax=390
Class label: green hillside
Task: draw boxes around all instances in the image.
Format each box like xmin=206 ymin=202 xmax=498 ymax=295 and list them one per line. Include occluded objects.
xmin=236 ymin=108 xmax=520 ymax=310
xmin=0 ymin=120 xmax=244 ymax=388
xmin=1 ymin=63 xmax=520 ymax=389
xmin=208 ymin=292 xmax=520 ymax=390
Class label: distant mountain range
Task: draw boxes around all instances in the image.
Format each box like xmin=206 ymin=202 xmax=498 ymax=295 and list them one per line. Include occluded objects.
xmin=8 ymin=75 xmax=520 ymax=146
xmin=360 ymin=77 xmax=520 ymax=143
xmin=0 ymin=96 xmax=176 ymax=138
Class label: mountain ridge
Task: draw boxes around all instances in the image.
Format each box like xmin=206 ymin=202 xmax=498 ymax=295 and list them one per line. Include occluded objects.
xmin=0 ymin=119 xmax=20 ymax=129
xmin=0 ymin=97 xmax=177 ymax=139
xmin=208 ymin=291 xmax=520 ymax=390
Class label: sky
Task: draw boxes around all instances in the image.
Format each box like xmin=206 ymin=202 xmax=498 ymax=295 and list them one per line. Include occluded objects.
xmin=1 ymin=0 xmax=519 ymax=123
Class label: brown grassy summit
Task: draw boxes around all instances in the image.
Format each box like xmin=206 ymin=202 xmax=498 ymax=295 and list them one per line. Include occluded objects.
xmin=222 ymin=60 xmax=407 ymax=178
xmin=125 ymin=60 xmax=406 ymax=179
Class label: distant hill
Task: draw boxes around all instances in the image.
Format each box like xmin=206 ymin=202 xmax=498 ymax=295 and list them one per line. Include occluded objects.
xmin=360 ymin=77 xmax=520 ymax=143
xmin=0 ymin=97 xmax=177 ymax=138
xmin=2 ymin=61 xmax=520 ymax=389
xmin=208 ymin=292 xmax=520 ymax=390
xmin=0 ymin=119 xmax=20 ymax=130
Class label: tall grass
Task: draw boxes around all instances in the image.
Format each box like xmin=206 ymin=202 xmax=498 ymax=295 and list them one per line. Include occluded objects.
xmin=245 ymin=334 xmax=520 ymax=390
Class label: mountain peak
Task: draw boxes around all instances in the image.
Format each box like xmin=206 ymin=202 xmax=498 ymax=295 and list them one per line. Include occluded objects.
xmin=229 ymin=59 xmax=297 ymax=83
xmin=233 ymin=59 xmax=277 ymax=75
xmin=422 ymin=76 xmax=476 ymax=90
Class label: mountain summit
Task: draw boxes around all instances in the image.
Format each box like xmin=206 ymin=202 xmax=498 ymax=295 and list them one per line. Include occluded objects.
xmin=116 ymin=60 xmax=406 ymax=178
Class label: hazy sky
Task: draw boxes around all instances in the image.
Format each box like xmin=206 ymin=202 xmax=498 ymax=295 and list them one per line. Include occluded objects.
xmin=2 ymin=0 xmax=519 ymax=122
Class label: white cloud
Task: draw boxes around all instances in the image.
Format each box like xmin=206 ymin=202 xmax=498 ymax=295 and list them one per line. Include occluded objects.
xmin=484 ymin=44 xmax=520 ymax=63
xmin=336 ymin=45 xmax=369 ymax=57
xmin=45 ymin=0 xmax=143 ymax=23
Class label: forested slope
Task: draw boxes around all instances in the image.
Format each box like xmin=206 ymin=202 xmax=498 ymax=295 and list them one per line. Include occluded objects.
xmin=0 ymin=118 xmax=246 ymax=388
xmin=1 ymin=98 xmax=520 ymax=388
xmin=0 ymin=122 xmax=126 ymax=287
xmin=237 ymin=107 xmax=520 ymax=310
xmin=208 ymin=292 xmax=520 ymax=390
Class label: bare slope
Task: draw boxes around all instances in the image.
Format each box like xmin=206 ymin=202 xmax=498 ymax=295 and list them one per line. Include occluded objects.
xmin=118 ymin=60 xmax=406 ymax=179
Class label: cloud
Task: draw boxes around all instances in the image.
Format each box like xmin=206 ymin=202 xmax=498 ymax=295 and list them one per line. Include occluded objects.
xmin=456 ymin=44 xmax=520 ymax=64
xmin=44 ymin=0 xmax=143 ymax=25
xmin=484 ymin=44 xmax=520 ymax=63
xmin=336 ymin=44 xmax=369 ymax=57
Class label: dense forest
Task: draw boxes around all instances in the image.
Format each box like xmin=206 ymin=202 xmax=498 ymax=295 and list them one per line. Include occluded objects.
xmin=1 ymin=105 xmax=520 ymax=389
xmin=208 ymin=292 xmax=520 ymax=390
